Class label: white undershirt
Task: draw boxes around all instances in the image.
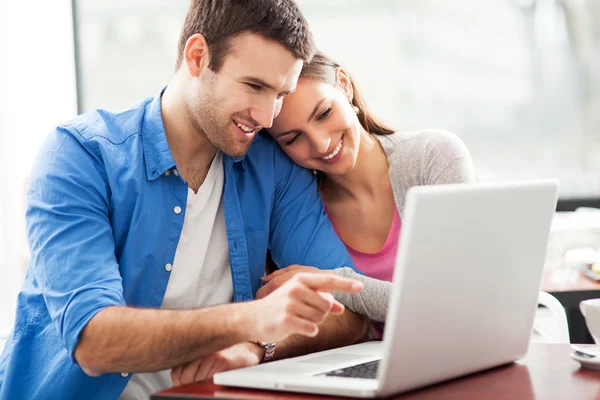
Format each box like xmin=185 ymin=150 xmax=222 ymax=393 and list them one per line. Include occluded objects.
xmin=120 ymin=151 xmax=232 ymax=400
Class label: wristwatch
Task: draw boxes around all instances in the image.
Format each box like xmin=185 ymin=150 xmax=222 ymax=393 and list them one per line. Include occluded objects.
xmin=252 ymin=340 xmax=276 ymax=363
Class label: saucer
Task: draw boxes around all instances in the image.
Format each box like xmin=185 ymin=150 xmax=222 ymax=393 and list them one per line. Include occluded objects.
xmin=570 ymin=345 xmax=600 ymax=371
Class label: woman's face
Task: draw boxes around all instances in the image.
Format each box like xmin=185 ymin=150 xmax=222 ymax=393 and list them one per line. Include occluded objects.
xmin=268 ymin=72 xmax=362 ymax=176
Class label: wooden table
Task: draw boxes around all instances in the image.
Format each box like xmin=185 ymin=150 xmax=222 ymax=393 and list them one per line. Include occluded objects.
xmin=541 ymin=270 xmax=600 ymax=343
xmin=153 ymin=344 xmax=600 ymax=399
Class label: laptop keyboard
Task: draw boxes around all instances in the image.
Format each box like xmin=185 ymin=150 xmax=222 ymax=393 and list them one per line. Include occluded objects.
xmin=319 ymin=360 xmax=380 ymax=380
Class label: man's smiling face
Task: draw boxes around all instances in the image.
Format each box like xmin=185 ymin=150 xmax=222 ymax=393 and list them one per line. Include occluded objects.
xmin=187 ymin=32 xmax=304 ymax=157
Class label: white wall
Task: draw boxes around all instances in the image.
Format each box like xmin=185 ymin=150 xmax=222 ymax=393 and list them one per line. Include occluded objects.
xmin=0 ymin=0 xmax=78 ymax=334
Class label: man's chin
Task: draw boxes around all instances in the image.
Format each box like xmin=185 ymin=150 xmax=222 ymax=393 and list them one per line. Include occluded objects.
xmin=220 ymin=142 xmax=253 ymax=158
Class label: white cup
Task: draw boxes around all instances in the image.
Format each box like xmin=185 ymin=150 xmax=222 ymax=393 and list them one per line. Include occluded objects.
xmin=580 ymin=299 xmax=600 ymax=345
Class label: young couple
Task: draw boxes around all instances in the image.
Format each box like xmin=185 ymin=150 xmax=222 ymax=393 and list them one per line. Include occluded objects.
xmin=0 ymin=0 xmax=475 ymax=399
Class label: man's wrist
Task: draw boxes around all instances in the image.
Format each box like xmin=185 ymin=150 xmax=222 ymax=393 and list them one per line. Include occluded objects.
xmin=231 ymin=302 xmax=259 ymax=342
xmin=243 ymin=341 xmax=265 ymax=364
xmin=247 ymin=341 xmax=266 ymax=363
xmin=249 ymin=340 xmax=276 ymax=363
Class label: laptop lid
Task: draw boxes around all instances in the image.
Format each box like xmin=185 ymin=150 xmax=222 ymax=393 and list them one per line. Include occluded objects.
xmin=376 ymin=180 xmax=558 ymax=397
xmin=214 ymin=180 xmax=558 ymax=398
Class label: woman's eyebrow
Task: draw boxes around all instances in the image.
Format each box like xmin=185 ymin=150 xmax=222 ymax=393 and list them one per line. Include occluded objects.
xmin=307 ymin=98 xmax=326 ymax=123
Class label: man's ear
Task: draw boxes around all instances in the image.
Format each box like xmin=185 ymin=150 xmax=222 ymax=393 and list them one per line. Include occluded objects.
xmin=335 ymin=67 xmax=354 ymax=102
xmin=183 ymin=33 xmax=211 ymax=77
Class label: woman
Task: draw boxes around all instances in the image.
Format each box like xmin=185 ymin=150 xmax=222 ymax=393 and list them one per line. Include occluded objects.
xmin=259 ymin=52 xmax=477 ymax=324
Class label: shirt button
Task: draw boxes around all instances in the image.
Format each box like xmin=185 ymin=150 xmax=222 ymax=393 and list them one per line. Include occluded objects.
xmin=165 ymin=170 xmax=171 ymax=176
xmin=174 ymin=206 xmax=182 ymax=214
xmin=173 ymin=169 xmax=179 ymax=177
xmin=121 ymin=372 xmax=129 ymax=378
xmin=165 ymin=263 xmax=173 ymax=272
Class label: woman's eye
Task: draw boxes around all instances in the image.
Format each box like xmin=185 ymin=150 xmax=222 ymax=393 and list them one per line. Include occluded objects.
xmin=317 ymin=108 xmax=332 ymax=121
xmin=284 ymin=133 xmax=301 ymax=146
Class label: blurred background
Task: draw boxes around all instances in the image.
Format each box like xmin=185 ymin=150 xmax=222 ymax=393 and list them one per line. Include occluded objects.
xmin=1 ymin=0 xmax=599 ymax=337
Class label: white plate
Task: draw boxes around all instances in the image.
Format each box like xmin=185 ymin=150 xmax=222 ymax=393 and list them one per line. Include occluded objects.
xmin=570 ymin=344 xmax=600 ymax=371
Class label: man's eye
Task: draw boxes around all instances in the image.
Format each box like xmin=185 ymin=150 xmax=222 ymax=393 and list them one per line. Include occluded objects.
xmin=247 ymin=83 xmax=262 ymax=91
xmin=317 ymin=108 xmax=332 ymax=121
xmin=276 ymin=92 xmax=289 ymax=100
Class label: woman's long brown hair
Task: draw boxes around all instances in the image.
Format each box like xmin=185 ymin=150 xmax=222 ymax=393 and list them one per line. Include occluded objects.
xmin=299 ymin=52 xmax=395 ymax=136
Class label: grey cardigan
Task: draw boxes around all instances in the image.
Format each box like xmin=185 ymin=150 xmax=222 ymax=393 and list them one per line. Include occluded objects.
xmin=332 ymin=130 xmax=477 ymax=322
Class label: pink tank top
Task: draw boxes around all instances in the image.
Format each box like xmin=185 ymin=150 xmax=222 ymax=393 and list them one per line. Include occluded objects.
xmin=327 ymin=206 xmax=400 ymax=283
xmin=327 ymin=207 xmax=400 ymax=337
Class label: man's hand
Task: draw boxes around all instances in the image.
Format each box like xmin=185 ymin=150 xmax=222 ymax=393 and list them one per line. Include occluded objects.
xmin=257 ymin=265 xmax=335 ymax=299
xmin=170 ymin=342 xmax=263 ymax=387
xmin=247 ymin=271 xmax=363 ymax=342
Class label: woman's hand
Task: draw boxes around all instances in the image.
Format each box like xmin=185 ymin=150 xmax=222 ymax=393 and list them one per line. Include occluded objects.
xmin=257 ymin=265 xmax=335 ymax=299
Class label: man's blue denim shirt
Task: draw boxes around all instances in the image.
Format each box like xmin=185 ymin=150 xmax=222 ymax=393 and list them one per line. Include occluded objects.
xmin=0 ymin=90 xmax=355 ymax=400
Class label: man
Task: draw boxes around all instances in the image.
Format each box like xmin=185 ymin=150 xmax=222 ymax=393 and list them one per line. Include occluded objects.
xmin=0 ymin=1 xmax=370 ymax=399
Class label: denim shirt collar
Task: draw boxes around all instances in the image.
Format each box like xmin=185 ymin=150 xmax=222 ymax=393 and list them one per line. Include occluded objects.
xmin=140 ymin=87 xmax=177 ymax=181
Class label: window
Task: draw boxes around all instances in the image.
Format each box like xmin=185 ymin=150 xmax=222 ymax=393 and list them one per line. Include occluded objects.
xmin=73 ymin=0 xmax=600 ymax=199
xmin=73 ymin=0 xmax=187 ymax=112
xmin=1 ymin=0 xmax=78 ymax=334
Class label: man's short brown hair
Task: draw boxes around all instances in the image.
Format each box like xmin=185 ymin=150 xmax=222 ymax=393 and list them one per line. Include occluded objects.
xmin=176 ymin=0 xmax=316 ymax=71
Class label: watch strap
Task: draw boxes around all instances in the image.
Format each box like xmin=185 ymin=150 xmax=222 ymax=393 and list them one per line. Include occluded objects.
xmin=253 ymin=340 xmax=276 ymax=363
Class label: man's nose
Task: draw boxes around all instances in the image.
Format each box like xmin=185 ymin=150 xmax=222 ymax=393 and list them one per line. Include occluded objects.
xmin=251 ymin=98 xmax=279 ymax=129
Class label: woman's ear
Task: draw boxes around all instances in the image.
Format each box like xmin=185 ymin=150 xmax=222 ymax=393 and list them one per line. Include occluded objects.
xmin=335 ymin=67 xmax=354 ymax=102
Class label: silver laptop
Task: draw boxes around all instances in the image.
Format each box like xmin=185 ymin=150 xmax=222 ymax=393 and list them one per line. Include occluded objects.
xmin=214 ymin=180 xmax=558 ymax=398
